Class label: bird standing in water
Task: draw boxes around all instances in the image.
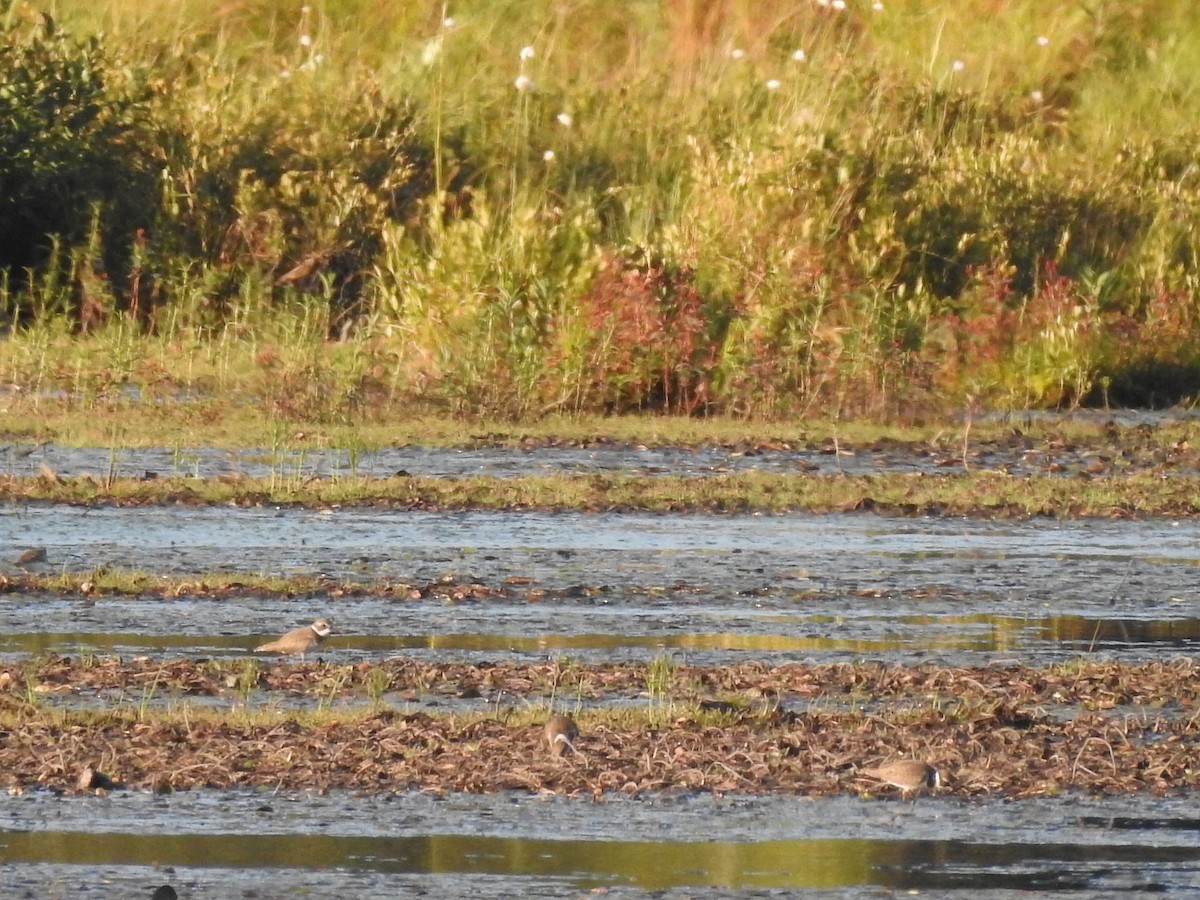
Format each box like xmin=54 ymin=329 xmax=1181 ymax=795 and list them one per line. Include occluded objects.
xmin=254 ymin=618 xmax=332 ymax=660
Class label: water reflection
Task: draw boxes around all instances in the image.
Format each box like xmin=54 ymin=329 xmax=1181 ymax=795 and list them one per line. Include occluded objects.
xmin=2 ymin=613 xmax=1199 ymax=659
xmin=1079 ymin=815 xmax=1200 ymax=832
xmin=3 ymin=829 xmax=1200 ymax=893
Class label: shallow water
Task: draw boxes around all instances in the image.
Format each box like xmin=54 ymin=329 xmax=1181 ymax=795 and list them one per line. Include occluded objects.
xmin=4 ymin=610 xmax=1200 ymax=668
xmin=5 ymin=441 xmax=885 ymax=480
xmin=4 ymin=789 xmax=1200 ymax=898
xmin=6 ymin=438 xmax=1200 ymax=895
xmin=2 ymin=507 xmax=1200 ymax=668
xmin=4 ymin=406 xmax=1199 ymax=483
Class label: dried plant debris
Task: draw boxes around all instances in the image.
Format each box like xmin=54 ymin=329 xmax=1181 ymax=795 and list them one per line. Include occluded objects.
xmin=0 ymin=659 xmax=1197 ymax=798
xmin=0 ymin=572 xmax=549 ymax=602
xmin=0 ymin=703 xmax=1194 ymax=799
xmin=7 ymin=656 xmax=1200 ymax=711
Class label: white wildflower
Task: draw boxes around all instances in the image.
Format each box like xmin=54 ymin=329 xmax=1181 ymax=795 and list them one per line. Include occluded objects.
xmin=514 ymin=74 xmax=534 ymax=91
xmin=951 ymin=59 xmax=965 ymax=73
xmin=442 ymin=16 xmax=456 ymax=29
xmin=1030 ymin=89 xmax=1044 ymax=103
xmin=832 ymin=0 xmax=846 ymax=9
xmin=791 ymin=49 xmax=807 ymax=62
xmin=520 ymin=45 xmax=535 ymax=60
xmin=1036 ymin=35 xmax=1049 ymax=47
xmin=730 ymin=48 xmax=747 ymax=60
xmin=299 ymin=34 xmax=313 ymax=47
xmin=556 ymin=112 xmax=573 ymax=127
xmin=543 ymin=149 xmax=555 ymax=162
xmin=765 ymin=79 xmax=781 ymax=91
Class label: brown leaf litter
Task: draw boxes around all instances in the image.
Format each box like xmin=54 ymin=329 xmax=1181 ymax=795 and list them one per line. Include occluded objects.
xmin=0 ymin=658 xmax=1198 ymax=799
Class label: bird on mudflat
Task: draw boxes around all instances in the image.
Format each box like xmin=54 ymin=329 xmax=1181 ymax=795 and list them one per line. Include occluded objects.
xmin=254 ymin=618 xmax=332 ymax=659
xmin=543 ymin=714 xmax=579 ymax=757
xmin=859 ymin=760 xmax=940 ymax=796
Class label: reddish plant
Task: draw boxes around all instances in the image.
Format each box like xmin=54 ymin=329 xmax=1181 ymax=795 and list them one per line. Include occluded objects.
xmin=570 ymin=253 xmax=717 ymax=414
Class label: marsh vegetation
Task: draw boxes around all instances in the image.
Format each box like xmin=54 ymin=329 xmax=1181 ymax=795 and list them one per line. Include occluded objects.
xmin=4 ymin=0 xmax=1200 ymax=424
xmin=4 ymin=2 xmax=1200 ymax=891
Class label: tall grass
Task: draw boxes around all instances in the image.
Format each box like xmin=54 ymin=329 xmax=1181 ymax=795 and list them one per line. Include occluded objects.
xmin=4 ymin=0 xmax=1200 ymax=420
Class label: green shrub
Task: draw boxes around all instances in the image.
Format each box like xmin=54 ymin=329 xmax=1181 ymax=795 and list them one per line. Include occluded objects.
xmin=0 ymin=3 xmax=156 ymax=321
xmin=151 ymin=62 xmax=436 ymax=333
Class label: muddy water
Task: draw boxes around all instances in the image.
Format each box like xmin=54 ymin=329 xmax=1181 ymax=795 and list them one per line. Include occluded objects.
xmin=3 ymin=506 xmax=1200 ymax=668
xmin=5 ymin=790 xmax=1200 ymax=897
xmin=7 ymin=466 xmax=1200 ymax=894
xmin=7 ymin=441 xmax=885 ymax=479
xmin=3 ymin=407 xmax=1197 ymax=482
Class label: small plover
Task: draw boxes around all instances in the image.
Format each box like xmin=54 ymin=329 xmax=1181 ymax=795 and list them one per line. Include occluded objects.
xmin=254 ymin=618 xmax=332 ymax=660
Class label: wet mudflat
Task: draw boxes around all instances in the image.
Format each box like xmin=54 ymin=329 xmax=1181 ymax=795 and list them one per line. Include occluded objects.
xmin=2 ymin=506 xmax=1200 ymax=667
xmin=4 ymin=407 xmax=1200 ymax=482
xmin=6 ymin=790 xmax=1200 ymax=897
xmin=5 ymin=443 xmax=1200 ymax=895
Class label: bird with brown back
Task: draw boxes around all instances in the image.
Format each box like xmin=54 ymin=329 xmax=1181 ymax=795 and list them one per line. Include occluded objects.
xmin=543 ymin=714 xmax=579 ymax=757
xmin=254 ymin=618 xmax=332 ymax=660
xmin=859 ymin=760 xmax=940 ymax=797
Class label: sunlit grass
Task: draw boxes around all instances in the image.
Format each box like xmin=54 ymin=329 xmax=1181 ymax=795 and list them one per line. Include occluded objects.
xmin=3 ymin=468 xmax=1200 ymax=517
xmin=5 ymin=1 xmax=1200 ymax=419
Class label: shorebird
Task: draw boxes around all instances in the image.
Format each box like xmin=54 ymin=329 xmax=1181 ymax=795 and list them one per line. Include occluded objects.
xmin=859 ymin=760 xmax=940 ymax=797
xmin=16 ymin=547 xmax=46 ymax=565
xmin=254 ymin=618 xmax=332 ymax=660
xmin=77 ymin=765 xmax=119 ymax=792
xmin=543 ymin=714 xmax=579 ymax=757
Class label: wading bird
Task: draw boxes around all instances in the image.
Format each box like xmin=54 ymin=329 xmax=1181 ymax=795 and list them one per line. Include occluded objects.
xmin=859 ymin=760 xmax=940 ymax=797
xmin=254 ymin=618 xmax=332 ymax=660
xmin=543 ymin=714 xmax=579 ymax=757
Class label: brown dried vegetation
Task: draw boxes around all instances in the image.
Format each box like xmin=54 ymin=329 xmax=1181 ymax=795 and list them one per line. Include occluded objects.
xmin=3 ymin=657 xmax=1199 ymax=799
